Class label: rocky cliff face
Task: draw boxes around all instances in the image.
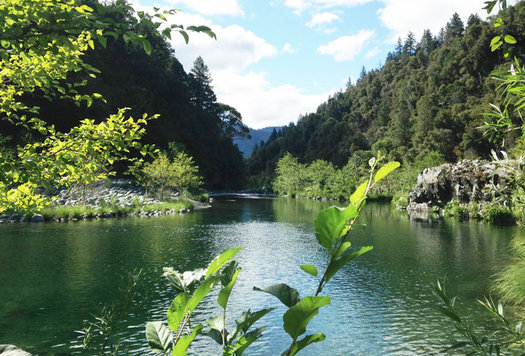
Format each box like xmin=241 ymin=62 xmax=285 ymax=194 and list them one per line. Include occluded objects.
xmin=408 ymin=159 xmax=512 ymax=211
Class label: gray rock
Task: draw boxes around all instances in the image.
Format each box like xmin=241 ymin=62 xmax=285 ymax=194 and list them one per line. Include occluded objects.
xmin=9 ymin=214 xmax=21 ymax=222
xmin=31 ymin=214 xmax=45 ymax=223
xmin=0 ymin=344 xmax=32 ymax=355
xmin=408 ymin=159 xmax=511 ymax=207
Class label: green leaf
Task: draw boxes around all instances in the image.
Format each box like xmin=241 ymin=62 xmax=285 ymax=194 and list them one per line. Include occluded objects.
xmin=333 ymin=241 xmax=351 ymax=259
xmin=484 ymin=1 xmax=497 ymax=13
xmin=167 ymin=292 xmax=189 ymax=331
xmin=221 ymin=261 xmax=239 ymax=286
xmin=253 ymin=283 xmax=300 ymax=308
xmin=206 ymin=247 xmax=244 ymax=278
xmin=504 ymin=35 xmax=517 ymax=44
xmin=283 ymin=296 xmax=330 ymax=339
xmin=490 ymin=36 xmax=502 ymax=46
xmin=350 ymin=182 xmax=367 ymax=204
xmin=374 ymin=161 xmax=400 ymax=183
xmin=171 ymin=324 xmax=203 ymax=356
xmin=231 ymin=327 xmax=265 ymax=355
xmin=146 ymin=321 xmax=173 ymax=353
xmin=287 ymin=333 xmax=326 ymax=356
xmin=232 ymin=308 xmax=273 ymax=340
xmin=300 ymin=264 xmax=318 ymax=277
xmin=179 ymin=30 xmax=189 ymax=44
xmin=218 ymin=266 xmax=241 ymax=309
xmin=314 ymin=205 xmax=358 ymax=250
xmin=142 ymin=39 xmax=152 ymax=55
xmin=205 ymin=315 xmax=226 ymax=345
xmin=325 ymin=246 xmax=373 ymax=283
xmin=186 ymin=277 xmax=217 ymax=313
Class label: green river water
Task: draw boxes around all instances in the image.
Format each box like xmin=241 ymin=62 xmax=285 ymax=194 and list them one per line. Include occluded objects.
xmin=0 ymin=197 xmax=517 ymax=355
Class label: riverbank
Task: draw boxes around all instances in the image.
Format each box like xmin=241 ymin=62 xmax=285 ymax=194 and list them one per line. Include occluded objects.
xmin=0 ymin=180 xmax=211 ymax=224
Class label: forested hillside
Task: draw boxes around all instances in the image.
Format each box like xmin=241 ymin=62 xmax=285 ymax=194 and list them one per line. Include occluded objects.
xmin=0 ymin=1 xmax=247 ymax=190
xmin=248 ymin=3 xmax=525 ymax=179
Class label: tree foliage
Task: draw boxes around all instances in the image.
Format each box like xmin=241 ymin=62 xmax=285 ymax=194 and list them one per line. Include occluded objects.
xmin=138 ymin=151 xmax=203 ymax=200
xmin=248 ymin=3 xmax=525 ymax=183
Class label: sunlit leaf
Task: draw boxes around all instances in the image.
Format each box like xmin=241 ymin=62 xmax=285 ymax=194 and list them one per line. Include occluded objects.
xmin=300 ymin=264 xmax=318 ymax=277
xmin=206 ymin=247 xmax=244 ymax=278
xmin=146 ymin=321 xmax=173 ymax=353
xmin=350 ymin=182 xmax=367 ymax=204
xmin=314 ymin=205 xmax=358 ymax=250
xmin=171 ymin=324 xmax=203 ymax=356
xmin=167 ymin=292 xmax=189 ymax=331
xmin=374 ymin=161 xmax=400 ymax=183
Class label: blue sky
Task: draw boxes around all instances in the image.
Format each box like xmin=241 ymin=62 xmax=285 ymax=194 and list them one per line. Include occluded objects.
xmin=133 ymin=0 xmax=510 ymax=128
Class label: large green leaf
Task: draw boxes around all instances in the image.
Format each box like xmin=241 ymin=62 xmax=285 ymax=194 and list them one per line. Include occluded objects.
xmin=374 ymin=161 xmax=400 ymax=183
xmin=167 ymin=292 xmax=189 ymax=331
xmin=171 ymin=324 xmax=203 ymax=356
xmin=283 ymin=296 xmax=330 ymax=339
xmin=206 ymin=247 xmax=245 ymax=279
xmin=324 ymin=246 xmax=373 ymax=283
xmin=253 ymin=283 xmax=300 ymax=308
xmin=146 ymin=321 xmax=173 ymax=354
xmin=314 ymin=205 xmax=358 ymax=250
xmin=286 ymin=333 xmax=326 ymax=356
xmin=218 ymin=266 xmax=242 ymax=309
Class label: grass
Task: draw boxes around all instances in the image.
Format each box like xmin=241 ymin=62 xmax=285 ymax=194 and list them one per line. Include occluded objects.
xmin=142 ymin=199 xmax=194 ymax=213
xmin=493 ymin=233 xmax=525 ymax=313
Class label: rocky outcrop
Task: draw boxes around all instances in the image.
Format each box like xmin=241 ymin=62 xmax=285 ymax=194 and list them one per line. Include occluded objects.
xmin=0 ymin=345 xmax=31 ymax=356
xmin=407 ymin=159 xmax=512 ymax=211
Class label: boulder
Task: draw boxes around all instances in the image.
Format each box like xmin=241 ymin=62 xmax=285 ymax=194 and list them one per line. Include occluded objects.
xmin=0 ymin=344 xmax=32 ymax=355
xmin=31 ymin=214 xmax=45 ymax=223
xmin=408 ymin=159 xmax=512 ymax=207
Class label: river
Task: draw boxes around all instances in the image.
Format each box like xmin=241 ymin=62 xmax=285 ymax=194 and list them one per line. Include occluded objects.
xmin=0 ymin=197 xmax=516 ymax=355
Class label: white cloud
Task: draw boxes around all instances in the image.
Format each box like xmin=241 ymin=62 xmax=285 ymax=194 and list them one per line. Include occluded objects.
xmin=130 ymin=1 xmax=335 ymax=128
xmin=285 ymin=0 xmax=373 ymax=14
xmin=306 ymin=12 xmax=340 ymax=27
xmin=365 ymin=47 xmax=379 ymax=58
xmin=377 ymin=0 xmax=519 ymax=42
xmin=213 ymin=71 xmax=333 ymax=128
xmin=171 ymin=20 xmax=278 ymax=73
xmin=317 ymin=29 xmax=375 ymax=61
xmin=167 ymin=0 xmax=244 ymax=16
xmin=282 ymin=43 xmax=295 ymax=54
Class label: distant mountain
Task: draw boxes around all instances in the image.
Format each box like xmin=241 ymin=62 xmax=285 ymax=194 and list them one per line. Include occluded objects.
xmin=235 ymin=126 xmax=282 ymax=158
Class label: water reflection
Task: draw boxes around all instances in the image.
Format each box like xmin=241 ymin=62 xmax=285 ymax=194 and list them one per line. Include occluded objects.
xmin=0 ymin=198 xmax=516 ymax=355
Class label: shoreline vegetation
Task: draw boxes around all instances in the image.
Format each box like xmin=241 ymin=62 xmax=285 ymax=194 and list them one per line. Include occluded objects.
xmin=0 ymin=179 xmax=210 ymax=224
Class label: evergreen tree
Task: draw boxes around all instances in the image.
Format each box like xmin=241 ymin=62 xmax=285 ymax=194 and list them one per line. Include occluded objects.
xmin=403 ymin=31 xmax=417 ymax=56
xmin=189 ymin=56 xmax=217 ymax=113
xmin=419 ymin=29 xmax=435 ymax=56
xmin=445 ymin=13 xmax=465 ymax=43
